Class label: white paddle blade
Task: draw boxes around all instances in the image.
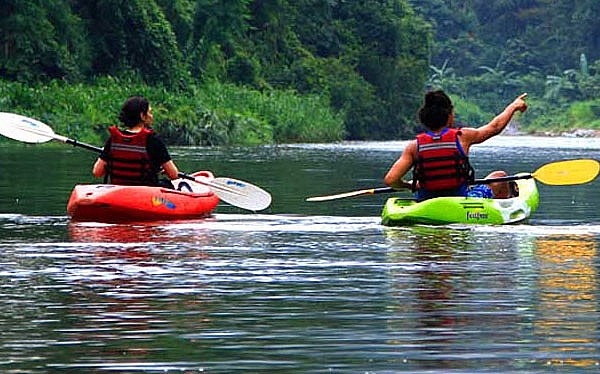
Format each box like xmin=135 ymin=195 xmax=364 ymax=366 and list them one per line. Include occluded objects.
xmin=211 ymin=177 xmax=272 ymax=211
xmin=0 ymin=112 xmax=56 ymax=143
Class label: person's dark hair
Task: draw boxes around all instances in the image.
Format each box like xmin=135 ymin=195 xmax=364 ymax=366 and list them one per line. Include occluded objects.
xmin=119 ymin=96 xmax=149 ymax=128
xmin=418 ymin=90 xmax=453 ymax=130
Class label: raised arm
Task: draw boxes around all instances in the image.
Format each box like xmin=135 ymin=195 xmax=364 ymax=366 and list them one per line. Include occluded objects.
xmin=462 ymin=93 xmax=528 ymax=146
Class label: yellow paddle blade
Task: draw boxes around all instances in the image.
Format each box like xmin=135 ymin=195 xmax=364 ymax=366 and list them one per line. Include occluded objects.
xmin=532 ymin=159 xmax=600 ymax=185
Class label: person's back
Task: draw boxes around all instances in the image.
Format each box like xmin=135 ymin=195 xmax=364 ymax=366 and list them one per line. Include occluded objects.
xmin=413 ymin=127 xmax=474 ymax=200
xmin=92 ymin=96 xmax=180 ymax=187
xmin=105 ymin=125 xmax=156 ymax=185
xmin=384 ymin=90 xmax=528 ymax=199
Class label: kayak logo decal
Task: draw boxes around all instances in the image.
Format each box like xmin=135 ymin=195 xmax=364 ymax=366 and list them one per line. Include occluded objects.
xmin=466 ymin=211 xmax=488 ymax=220
xmin=226 ymin=180 xmax=246 ymax=188
xmin=462 ymin=203 xmax=487 ymax=220
xmin=152 ymin=196 xmax=176 ymax=209
xmin=22 ymin=119 xmax=40 ymax=128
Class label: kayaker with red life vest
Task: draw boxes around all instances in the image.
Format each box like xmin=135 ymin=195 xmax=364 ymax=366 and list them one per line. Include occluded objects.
xmin=384 ymin=90 xmax=528 ymax=200
xmin=92 ymin=96 xmax=179 ymax=187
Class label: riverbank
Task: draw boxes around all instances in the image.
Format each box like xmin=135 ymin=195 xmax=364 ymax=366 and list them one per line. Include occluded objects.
xmin=538 ymin=128 xmax=600 ymax=137
xmin=503 ymin=119 xmax=600 ymax=138
xmin=0 ymin=78 xmax=345 ymax=146
xmin=509 ymin=128 xmax=600 ymax=138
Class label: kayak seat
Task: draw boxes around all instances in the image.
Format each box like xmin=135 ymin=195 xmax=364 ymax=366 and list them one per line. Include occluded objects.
xmin=177 ymin=181 xmax=193 ymax=192
xmin=509 ymin=181 xmax=519 ymax=198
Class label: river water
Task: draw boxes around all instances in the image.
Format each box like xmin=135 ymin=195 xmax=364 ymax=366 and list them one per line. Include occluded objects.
xmin=1 ymin=136 xmax=600 ymax=372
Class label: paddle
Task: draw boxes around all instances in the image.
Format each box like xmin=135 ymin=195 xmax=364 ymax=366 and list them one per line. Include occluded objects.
xmin=306 ymin=187 xmax=395 ymax=202
xmin=0 ymin=112 xmax=272 ymax=211
xmin=178 ymin=173 xmax=272 ymax=211
xmin=474 ymin=158 xmax=599 ymax=185
xmin=306 ymin=159 xmax=600 ymax=202
xmin=0 ymin=112 xmax=104 ymax=152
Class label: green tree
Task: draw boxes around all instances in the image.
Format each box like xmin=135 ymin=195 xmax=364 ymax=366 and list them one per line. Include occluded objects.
xmin=155 ymin=0 xmax=195 ymax=50
xmin=82 ymin=0 xmax=187 ymax=88
xmin=0 ymin=0 xmax=443 ymax=141
xmin=336 ymin=0 xmax=431 ymax=138
xmin=248 ymin=0 xmax=433 ymax=139
xmin=427 ymin=59 xmax=455 ymax=90
xmin=0 ymin=0 xmax=89 ymax=81
xmin=190 ymin=0 xmax=256 ymax=83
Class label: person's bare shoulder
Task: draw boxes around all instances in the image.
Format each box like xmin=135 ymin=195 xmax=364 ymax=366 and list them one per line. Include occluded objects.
xmin=459 ymin=126 xmax=487 ymax=145
xmin=405 ymin=139 xmax=418 ymax=157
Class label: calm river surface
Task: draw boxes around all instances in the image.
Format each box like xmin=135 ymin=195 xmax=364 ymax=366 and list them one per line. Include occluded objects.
xmin=2 ymin=136 xmax=600 ymax=372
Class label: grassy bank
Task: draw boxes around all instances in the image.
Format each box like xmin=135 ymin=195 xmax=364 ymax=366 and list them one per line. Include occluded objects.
xmin=524 ymin=98 xmax=600 ymax=134
xmin=447 ymin=94 xmax=600 ymax=136
xmin=0 ymin=78 xmax=345 ymax=146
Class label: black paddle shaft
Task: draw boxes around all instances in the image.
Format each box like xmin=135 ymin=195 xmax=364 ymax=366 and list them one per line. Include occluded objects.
xmin=64 ymin=137 xmax=200 ymax=183
xmin=65 ymin=138 xmax=103 ymax=153
xmin=472 ymin=174 xmax=532 ymax=185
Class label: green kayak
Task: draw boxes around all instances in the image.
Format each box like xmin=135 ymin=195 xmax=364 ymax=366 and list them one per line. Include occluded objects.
xmin=381 ymin=174 xmax=539 ymax=226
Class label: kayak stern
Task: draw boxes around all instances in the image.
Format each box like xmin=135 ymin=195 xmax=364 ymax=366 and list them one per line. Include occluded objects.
xmin=381 ymin=176 xmax=539 ymax=226
xmin=67 ymin=171 xmax=220 ymax=223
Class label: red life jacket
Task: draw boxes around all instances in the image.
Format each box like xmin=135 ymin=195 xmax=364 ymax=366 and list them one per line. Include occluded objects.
xmin=413 ymin=128 xmax=474 ymax=192
xmin=107 ymin=126 xmax=154 ymax=185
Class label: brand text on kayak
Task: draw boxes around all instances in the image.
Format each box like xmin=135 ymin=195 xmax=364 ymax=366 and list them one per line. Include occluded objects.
xmin=467 ymin=211 xmax=488 ymax=220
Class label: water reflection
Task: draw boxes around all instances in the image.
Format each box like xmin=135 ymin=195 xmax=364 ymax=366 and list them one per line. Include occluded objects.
xmin=385 ymin=227 xmax=475 ymax=369
xmin=50 ymin=226 xmax=216 ymax=371
xmin=534 ymin=235 xmax=599 ymax=368
xmin=69 ymin=221 xmax=194 ymax=243
xmin=3 ymin=139 xmax=600 ymax=372
xmin=50 ymin=274 xmax=214 ymax=371
xmin=393 ymin=227 xmax=465 ymax=327
xmin=68 ymin=221 xmax=217 ymax=259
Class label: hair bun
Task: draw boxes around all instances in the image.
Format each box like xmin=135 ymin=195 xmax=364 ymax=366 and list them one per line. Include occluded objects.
xmin=418 ymin=90 xmax=453 ymax=130
xmin=424 ymin=91 xmax=436 ymax=106
xmin=425 ymin=91 xmax=449 ymax=108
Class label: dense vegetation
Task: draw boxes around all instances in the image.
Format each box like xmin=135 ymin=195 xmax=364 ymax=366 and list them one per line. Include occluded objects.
xmin=1 ymin=0 xmax=600 ymax=146
xmin=411 ymin=0 xmax=600 ymax=133
xmin=0 ymin=0 xmax=429 ymax=145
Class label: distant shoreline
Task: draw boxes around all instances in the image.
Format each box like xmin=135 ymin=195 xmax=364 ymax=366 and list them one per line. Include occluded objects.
xmin=510 ymin=129 xmax=600 ymax=138
xmin=502 ymin=120 xmax=600 ymax=138
xmin=500 ymin=119 xmax=600 ymax=138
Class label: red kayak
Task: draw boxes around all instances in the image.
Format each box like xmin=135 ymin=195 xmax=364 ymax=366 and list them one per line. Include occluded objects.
xmin=67 ymin=171 xmax=220 ymax=223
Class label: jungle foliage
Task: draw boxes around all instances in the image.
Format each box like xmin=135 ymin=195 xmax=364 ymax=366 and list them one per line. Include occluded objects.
xmin=411 ymin=0 xmax=600 ymax=132
xmin=0 ymin=0 xmax=430 ymax=144
xmin=2 ymin=0 xmax=600 ymax=145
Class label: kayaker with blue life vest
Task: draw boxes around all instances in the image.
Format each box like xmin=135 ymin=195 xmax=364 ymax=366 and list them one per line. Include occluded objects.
xmin=384 ymin=90 xmax=528 ymax=200
xmin=92 ymin=96 xmax=179 ymax=187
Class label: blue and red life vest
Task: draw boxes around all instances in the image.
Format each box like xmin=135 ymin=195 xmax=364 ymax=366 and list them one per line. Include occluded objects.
xmin=413 ymin=128 xmax=474 ymax=195
xmin=106 ymin=126 xmax=154 ymax=185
